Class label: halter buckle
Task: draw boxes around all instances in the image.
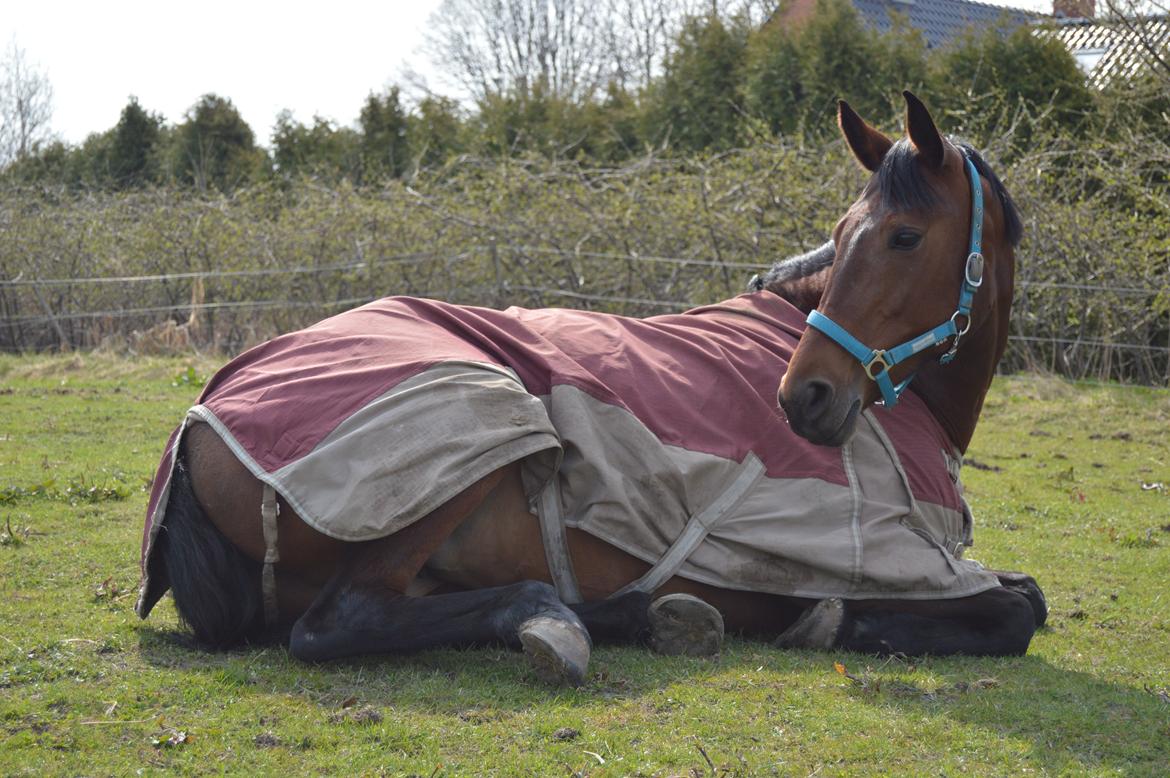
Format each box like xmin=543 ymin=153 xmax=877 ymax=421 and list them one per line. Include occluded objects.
xmin=965 ymin=252 xmax=984 ymax=287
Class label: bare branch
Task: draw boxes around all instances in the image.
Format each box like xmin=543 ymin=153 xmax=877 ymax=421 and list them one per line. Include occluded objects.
xmin=0 ymin=39 xmax=55 ymax=165
xmin=423 ymin=0 xmax=707 ymax=101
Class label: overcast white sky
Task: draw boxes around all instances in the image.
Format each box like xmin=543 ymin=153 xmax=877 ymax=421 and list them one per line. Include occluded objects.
xmin=1 ymin=0 xmax=447 ymax=146
xmin=5 ymin=0 xmax=1052 ymax=147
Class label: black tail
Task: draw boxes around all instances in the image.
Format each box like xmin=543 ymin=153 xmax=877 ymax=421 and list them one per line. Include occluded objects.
xmin=155 ymin=455 xmax=266 ymax=649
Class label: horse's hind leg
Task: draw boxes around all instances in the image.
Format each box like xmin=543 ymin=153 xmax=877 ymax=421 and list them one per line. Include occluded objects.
xmin=288 ymin=467 xmax=592 ymax=684
xmin=291 ymin=578 xmax=591 ymax=685
xmin=775 ymin=586 xmax=1038 ymax=657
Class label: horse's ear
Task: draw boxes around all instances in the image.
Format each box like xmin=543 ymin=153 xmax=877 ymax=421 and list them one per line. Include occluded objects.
xmin=903 ymin=91 xmax=944 ymax=169
xmin=838 ymin=99 xmax=892 ymax=172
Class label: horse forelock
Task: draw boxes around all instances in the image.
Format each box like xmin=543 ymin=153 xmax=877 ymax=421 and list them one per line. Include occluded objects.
xmin=872 ymin=139 xmax=1023 ymax=249
xmin=874 ymin=139 xmax=939 ymax=212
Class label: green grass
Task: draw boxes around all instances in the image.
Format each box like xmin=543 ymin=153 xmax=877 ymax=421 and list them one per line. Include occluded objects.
xmin=1 ymin=353 xmax=1168 ymax=776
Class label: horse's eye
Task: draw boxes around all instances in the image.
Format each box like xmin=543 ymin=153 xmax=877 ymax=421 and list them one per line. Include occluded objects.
xmin=890 ymin=230 xmax=921 ymax=250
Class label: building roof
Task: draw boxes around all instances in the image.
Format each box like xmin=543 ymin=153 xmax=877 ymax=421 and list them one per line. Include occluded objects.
xmin=850 ymin=0 xmax=1040 ymax=48
xmin=1043 ymin=16 xmax=1170 ymax=87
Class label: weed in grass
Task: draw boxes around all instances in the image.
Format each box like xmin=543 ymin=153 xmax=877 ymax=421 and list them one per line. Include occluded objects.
xmin=171 ymin=366 xmax=206 ymax=389
xmin=1 ymin=474 xmax=132 ymax=505
xmin=834 ymin=661 xmax=1003 ymax=703
xmin=62 ymin=474 xmax=132 ymax=504
xmin=92 ymin=577 xmax=129 ymax=604
xmin=1117 ymin=531 xmax=1160 ymax=549
xmin=0 ymin=480 xmax=55 ymax=504
xmin=151 ymin=728 xmax=190 ymax=749
xmin=0 ymin=515 xmax=31 ymax=546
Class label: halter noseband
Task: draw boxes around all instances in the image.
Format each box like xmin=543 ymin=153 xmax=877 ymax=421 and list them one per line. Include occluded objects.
xmin=804 ymin=154 xmax=985 ymax=407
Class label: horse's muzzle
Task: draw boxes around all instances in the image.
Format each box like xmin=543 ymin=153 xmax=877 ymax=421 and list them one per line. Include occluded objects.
xmin=777 ymin=375 xmax=862 ymax=447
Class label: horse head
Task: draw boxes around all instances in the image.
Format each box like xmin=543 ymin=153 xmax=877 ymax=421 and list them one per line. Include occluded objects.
xmin=777 ymin=92 xmax=1022 ymax=450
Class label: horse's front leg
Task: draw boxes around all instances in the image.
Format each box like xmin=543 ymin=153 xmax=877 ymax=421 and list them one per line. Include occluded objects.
xmin=775 ymin=584 xmax=1041 ymax=657
xmin=989 ymin=570 xmax=1047 ymax=627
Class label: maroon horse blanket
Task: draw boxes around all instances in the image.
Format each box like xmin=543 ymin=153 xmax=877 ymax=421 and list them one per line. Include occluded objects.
xmin=137 ymin=293 xmax=998 ymax=616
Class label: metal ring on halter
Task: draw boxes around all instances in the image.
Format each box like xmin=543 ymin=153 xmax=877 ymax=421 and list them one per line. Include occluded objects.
xmin=950 ymin=310 xmax=972 ymax=338
xmin=864 ymin=351 xmax=891 ymax=379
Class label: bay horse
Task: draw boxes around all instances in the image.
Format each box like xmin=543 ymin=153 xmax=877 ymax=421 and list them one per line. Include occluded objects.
xmin=136 ymin=93 xmax=1046 ymax=686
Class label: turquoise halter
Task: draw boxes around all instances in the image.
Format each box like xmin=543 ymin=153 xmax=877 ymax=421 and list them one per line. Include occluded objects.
xmin=804 ymin=155 xmax=985 ymax=407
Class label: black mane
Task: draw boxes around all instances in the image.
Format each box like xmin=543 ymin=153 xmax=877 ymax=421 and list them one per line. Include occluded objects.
xmin=751 ymin=240 xmax=835 ymax=292
xmin=956 ymin=141 xmax=1024 ymax=247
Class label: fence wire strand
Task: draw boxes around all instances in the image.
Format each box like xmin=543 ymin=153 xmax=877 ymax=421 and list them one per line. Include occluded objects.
xmin=3 ymin=246 xmax=1167 ymax=386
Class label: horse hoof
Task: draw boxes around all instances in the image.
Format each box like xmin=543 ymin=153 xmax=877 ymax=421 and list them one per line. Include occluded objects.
xmin=994 ymin=571 xmax=1048 ymax=627
xmin=648 ymin=593 xmax=724 ymax=657
xmin=519 ymin=616 xmax=591 ymax=687
xmin=774 ymin=598 xmax=845 ymax=651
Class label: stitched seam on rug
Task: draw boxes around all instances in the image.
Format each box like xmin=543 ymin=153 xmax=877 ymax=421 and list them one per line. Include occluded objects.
xmin=843 ymin=443 xmax=864 ymax=594
xmin=863 ymin=410 xmax=924 ymax=525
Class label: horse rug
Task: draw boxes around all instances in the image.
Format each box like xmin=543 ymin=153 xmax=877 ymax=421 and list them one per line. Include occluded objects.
xmin=137 ymin=293 xmax=1000 ymax=617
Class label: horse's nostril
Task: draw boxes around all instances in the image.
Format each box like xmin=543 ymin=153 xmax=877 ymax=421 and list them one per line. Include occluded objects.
xmin=803 ymin=379 xmax=834 ymax=418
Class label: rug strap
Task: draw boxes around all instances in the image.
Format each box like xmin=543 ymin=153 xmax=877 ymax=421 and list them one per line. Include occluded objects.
xmin=536 ymin=477 xmax=583 ymax=604
xmin=612 ymin=454 xmax=766 ymax=598
xmin=260 ymin=484 xmax=281 ymax=627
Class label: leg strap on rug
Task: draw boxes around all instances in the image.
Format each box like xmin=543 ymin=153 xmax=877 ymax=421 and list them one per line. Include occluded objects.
xmin=537 ymin=455 xmax=765 ymax=604
xmin=612 ymin=454 xmax=766 ymax=598
xmin=536 ymin=478 xmax=583 ymax=604
xmin=260 ymin=484 xmax=280 ymax=627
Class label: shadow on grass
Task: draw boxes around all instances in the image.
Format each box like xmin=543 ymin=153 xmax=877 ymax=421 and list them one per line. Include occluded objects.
xmin=812 ymin=643 xmax=1170 ymax=774
xmin=136 ymin=622 xmax=720 ymax=709
xmin=136 ymin=624 xmax=1169 ymax=773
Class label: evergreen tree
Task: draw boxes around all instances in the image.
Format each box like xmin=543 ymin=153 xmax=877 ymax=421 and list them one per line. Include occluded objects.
xmin=109 ymin=97 xmax=162 ymax=188
xmin=408 ymin=96 xmax=466 ymax=169
xmin=580 ymin=82 xmax=643 ymax=162
xmin=930 ymin=24 xmax=1094 ymax=144
xmin=743 ymin=0 xmax=927 ymax=139
xmin=359 ymin=88 xmax=410 ymax=180
xmin=647 ymin=13 xmax=748 ymax=152
xmin=271 ymin=111 xmax=361 ymax=182
xmin=742 ymin=22 xmax=807 ymax=137
xmin=172 ymin=94 xmax=266 ymax=192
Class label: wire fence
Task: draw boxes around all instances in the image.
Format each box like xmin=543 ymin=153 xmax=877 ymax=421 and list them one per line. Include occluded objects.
xmin=3 ymin=246 xmax=1168 ymax=384
xmin=2 ymin=139 xmax=1167 ymax=384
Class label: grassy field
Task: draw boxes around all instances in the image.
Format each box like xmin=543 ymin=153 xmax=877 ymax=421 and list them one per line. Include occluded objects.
xmin=1 ymin=352 xmax=1168 ymax=776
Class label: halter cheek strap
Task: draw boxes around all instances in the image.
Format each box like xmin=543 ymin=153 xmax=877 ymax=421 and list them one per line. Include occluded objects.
xmin=804 ymin=155 xmax=985 ymax=407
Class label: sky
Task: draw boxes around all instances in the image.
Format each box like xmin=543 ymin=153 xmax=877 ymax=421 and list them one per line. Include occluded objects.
xmin=2 ymin=0 xmax=447 ymax=146
xmin=5 ymin=0 xmax=1054 ymax=148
